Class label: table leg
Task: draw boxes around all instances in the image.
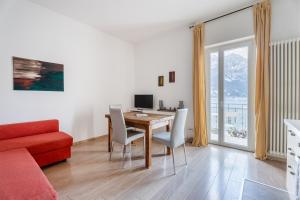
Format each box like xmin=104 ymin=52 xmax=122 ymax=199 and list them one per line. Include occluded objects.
xmin=145 ymin=125 xmax=152 ymax=168
xmin=166 ymin=122 xmax=171 ymax=155
xmin=108 ymin=119 xmax=112 ymax=152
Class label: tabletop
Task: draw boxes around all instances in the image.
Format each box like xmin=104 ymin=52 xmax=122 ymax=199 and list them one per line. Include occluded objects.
xmin=105 ymin=111 xmax=174 ymax=125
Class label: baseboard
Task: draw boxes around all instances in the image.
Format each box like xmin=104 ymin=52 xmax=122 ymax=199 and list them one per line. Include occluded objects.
xmin=267 ymin=154 xmax=287 ymax=163
xmin=73 ymin=135 xmax=107 ymax=145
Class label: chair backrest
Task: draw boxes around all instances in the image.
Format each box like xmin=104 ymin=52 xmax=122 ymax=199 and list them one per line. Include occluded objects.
xmin=109 ymin=104 xmax=122 ymax=109
xmin=171 ymin=108 xmax=188 ymax=148
xmin=109 ymin=107 xmax=127 ymax=144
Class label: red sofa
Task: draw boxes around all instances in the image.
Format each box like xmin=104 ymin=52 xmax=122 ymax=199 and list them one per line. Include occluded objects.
xmin=0 ymin=148 xmax=58 ymax=200
xmin=0 ymin=119 xmax=73 ymax=167
xmin=0 ymin=119 xmax=73 ymax=200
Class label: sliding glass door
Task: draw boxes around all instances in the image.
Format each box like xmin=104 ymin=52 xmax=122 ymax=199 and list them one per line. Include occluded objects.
xmin=207 ymin=39 xmax=255 ymax=151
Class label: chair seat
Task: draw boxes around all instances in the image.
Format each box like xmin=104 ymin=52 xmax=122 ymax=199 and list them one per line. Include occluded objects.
xmin=126 ymin=126 xmax=135 ymax=130
xmin=126 ymin=129 xmax=144 ymax=144
xmin=152 ymin=132 xmax=171 ymax=147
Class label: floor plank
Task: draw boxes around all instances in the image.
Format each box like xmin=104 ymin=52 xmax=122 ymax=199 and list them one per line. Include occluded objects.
xmin=43 ymin=137 xmax=286 ymax=200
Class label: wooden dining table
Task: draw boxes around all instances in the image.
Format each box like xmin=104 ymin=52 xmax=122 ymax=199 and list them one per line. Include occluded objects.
xmin=105 ymin=111 xmax=175 ymax=168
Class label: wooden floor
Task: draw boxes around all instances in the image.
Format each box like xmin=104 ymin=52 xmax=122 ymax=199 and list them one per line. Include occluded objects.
xmin=43 ymin=137 xmax=286 ymax=200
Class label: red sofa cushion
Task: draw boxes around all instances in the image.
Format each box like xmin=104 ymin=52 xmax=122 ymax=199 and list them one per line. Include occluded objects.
xmin=0 ymin=119 xmax=59 ymax=140
xmin=0 ymin=148 xmax=57 ymax=200
xmin=0 ymin=132 xmax=73 ymax=155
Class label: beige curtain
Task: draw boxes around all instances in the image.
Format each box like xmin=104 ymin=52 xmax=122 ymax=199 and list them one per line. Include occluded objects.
xmin=192 ymin=24 xmax=208 ymax=147
xmin=253 ymin=0 xmax=271 ymax=160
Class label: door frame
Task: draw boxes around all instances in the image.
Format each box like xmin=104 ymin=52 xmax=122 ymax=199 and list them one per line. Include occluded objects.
xmin=205 ymin=38 xmax=256 ymax=152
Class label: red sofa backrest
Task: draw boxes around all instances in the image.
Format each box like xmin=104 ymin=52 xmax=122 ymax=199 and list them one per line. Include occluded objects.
xmin=0 ymin=119 xmax=59 ymax=140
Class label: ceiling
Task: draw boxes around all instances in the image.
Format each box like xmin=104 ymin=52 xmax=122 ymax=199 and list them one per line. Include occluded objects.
xmin=29 ymin=0 xmax=258 ymax=43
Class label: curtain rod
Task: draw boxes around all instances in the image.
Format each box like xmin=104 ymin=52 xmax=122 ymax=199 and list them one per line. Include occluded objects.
xmin=189 ymin=4 xmax=254 ymax=29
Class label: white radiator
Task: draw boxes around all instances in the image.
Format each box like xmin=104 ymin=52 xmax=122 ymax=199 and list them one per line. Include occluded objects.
xmin=269 ymin=38 xmax=300 ymax=159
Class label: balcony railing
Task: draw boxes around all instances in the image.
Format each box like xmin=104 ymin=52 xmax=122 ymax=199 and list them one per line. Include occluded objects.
xmin=210 ymin=102 xmax=248 ymax=138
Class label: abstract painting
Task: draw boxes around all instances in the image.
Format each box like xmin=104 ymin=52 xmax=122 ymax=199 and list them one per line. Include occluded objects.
xmin=169 ymin=71 xmax=175 ymax=83
xmin=13 ymin=57 xmax=64 ymax=91
xmin=158 ymin=76 xmax=164 ymax=87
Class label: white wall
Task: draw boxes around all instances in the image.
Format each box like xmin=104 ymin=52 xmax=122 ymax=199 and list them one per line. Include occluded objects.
xmin=134 ymin=7 xmax=254 ymax=136
xmin=134 ymin=0 xmax=300 ymax=137
xmin=0 ymin=0 xmax=135 ymax=142
xmin=205 ymin=8 xmax=254 ymax=45
xmin=272 ymin=0 xmax=300 ymax=41
xmin=134 ymin=29 xmax=194 ymax=135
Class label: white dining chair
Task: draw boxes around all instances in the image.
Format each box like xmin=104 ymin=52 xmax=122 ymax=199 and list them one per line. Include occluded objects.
xmin=109 ymin=104 xmax=134 ymax=130
xmin=152 ymin=108 xmax=188 ymax=174
xmin=109 ymin=107 xmax=145 ymax=161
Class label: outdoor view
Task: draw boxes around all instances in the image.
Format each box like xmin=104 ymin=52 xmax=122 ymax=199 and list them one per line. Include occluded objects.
xmin=210 ymin=46 xmax=248 ymax=146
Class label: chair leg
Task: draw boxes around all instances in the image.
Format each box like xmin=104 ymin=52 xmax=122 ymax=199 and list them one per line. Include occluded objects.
xmin=183 ymin=143 xmax=187 ymax=165
xmin=123 ymin=145 xmax=126 ymax=159
xmin=109 ymin=142 xmax=114 ymax=160
xmin=129 ymin=143 xmax=132 ymax=161
xmin=172 ymin=148 xmax=176 ymax=175
xmin=143 ymin=136 xmax=145 ymax=157
xmin=164 ymin=146 xmax=166 ymax=155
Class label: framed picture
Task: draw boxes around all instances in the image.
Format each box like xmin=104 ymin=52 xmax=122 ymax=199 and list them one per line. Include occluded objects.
xmin=13 ymin=57 xmax=64 ymax=91
xmin=169 ymin=71 xmax=175 ymax=83
xmin=158 ymin=76 xmax=164 ymax=87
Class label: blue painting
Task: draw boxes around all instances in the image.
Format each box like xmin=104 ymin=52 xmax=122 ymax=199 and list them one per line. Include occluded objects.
xmin=13 ymin=57 xmax=64 ymax=91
